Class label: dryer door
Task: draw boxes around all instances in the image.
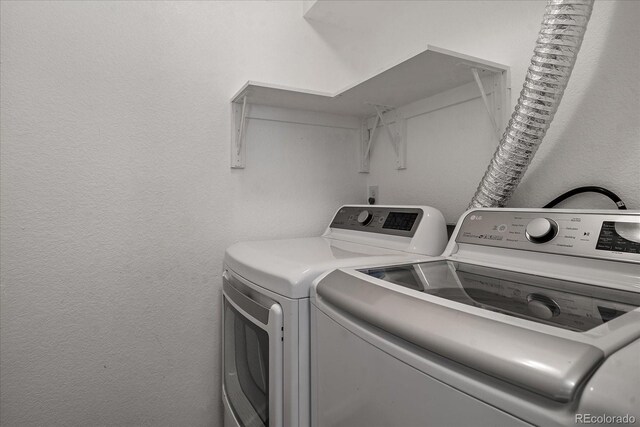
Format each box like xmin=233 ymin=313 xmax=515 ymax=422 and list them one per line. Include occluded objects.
xmin=223 ymin=270 xmax=283 ymax=427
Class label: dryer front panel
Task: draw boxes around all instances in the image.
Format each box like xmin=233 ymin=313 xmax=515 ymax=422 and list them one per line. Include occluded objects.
xmin=223 ymin=271 xmax=283 ymax=427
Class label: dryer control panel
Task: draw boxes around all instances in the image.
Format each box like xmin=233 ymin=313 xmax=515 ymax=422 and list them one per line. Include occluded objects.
xmin=456 ymin=210 xmax=640 ymax=262
xmin=330 ymin=206 xmax=424 ymax=237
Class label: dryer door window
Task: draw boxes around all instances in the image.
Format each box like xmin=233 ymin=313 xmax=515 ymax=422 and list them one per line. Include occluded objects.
xmin=224 ymin=300 xmax=270 ymax=427
xmin=222 ymin=272 xmax=283 ymax=427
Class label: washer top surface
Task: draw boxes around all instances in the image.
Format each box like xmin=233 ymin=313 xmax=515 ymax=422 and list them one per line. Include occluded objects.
xmin=225 ymin=236 xmax=432 ymax=299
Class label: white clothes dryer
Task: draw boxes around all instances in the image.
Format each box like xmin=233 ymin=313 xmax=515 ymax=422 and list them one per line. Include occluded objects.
xmin=311 ymin=208 xmax=640 ymax=427
xmin=222 ymin=205 xmax=447 ymax=427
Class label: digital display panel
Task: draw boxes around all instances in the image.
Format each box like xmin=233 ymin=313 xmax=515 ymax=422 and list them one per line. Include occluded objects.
xmin=596 ymin=222 xmax=640 ymax=254
xmin=383 ymin=212 xmax=418 ymax=231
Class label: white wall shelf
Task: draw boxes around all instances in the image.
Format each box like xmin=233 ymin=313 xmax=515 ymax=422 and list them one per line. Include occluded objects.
xmin=230 ymin=45 xmax=510 ymax=170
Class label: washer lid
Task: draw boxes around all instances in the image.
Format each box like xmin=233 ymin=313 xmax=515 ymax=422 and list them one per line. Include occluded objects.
xmin=225 ymin=237 xmax=429 ymax=299
xmin=358 ymin=261 xmax=640 ymax=333
xmin=316 ymin=268 xmax=611 ymax=402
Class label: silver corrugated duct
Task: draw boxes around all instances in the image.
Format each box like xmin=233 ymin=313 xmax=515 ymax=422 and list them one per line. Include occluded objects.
xmin=469 ymin=0 xmax=594 ymax=208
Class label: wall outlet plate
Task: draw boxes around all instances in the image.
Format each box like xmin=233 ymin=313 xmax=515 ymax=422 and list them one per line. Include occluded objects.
xmin=368 ymin=185 xmax=378 ymax=204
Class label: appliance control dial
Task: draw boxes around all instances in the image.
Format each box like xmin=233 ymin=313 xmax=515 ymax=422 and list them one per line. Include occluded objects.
xmin=525 ymin=218 xmax=558 ymax=243
xmin=357 ymin=210 xmax=373 ymax=226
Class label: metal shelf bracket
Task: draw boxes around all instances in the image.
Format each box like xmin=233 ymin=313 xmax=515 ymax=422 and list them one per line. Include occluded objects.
xmin=471 ymin=68 xmax=502 ymax=142
xmin=231 ymin=95 xmax=249 ymax=168
xmin=359 ymin=105 xmax=407 ymax=173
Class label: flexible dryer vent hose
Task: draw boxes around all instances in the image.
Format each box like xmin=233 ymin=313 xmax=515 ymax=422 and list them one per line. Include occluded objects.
xmin=469 ymin=0 xmax=594 ymax=208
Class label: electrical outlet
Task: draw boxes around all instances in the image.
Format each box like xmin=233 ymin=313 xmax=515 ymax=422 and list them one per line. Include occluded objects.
xmin=368 ymin=185 xmax=378 ymax=204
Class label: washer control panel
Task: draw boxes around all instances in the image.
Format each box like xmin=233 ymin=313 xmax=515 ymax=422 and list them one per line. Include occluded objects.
xmin=456 ymin=210 xmax=640 ymax=262
xmin=330 ymin=206 xmax=424 ymax=237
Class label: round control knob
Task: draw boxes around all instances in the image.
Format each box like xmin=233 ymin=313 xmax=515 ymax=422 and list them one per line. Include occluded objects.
xmin=525 ymin=218 xmax=558 ymax=243
xmin=526 ymin=293 xmax=560 ymax=319
xmin=357 ymin=210 xmax=373 ymax=226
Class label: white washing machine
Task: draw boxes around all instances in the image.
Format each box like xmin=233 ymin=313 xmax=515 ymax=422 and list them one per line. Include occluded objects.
xmin=311 ymin=208 xmax=640 ymax=427
xmin=222 ymin=205 xmax=447 ymax=427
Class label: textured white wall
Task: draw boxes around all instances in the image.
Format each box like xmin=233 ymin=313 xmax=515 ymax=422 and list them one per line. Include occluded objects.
xmin=305 ymin=0 xmax=640 ymax=223
xmin=2 ymin=1 xmax=639 ymax=426
xmin=0 ymin=2 xmax=364 ymax=426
